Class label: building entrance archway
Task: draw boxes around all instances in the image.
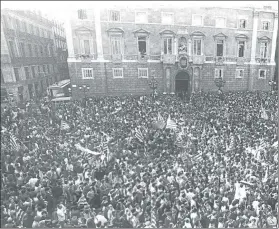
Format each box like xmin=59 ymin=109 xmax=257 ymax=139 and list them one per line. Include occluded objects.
xmin=175 ymin=71 xmax=191 ymax=97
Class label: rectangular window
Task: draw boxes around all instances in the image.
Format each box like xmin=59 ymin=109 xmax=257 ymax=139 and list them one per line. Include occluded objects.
xmin=82 ymin=68 xmax=94 ymax=79
xmin=216 ymin=17 xmax=226 ymax=28
xmin=112 ymin=68 xmax=123 ymax=78
xmin=43 ymin=65 xmax=46 ymax=73
xmin=163 ymin=38 xmax=173 ymax=54
xmin=216 ymin=40 xmax=224 ymax=57
xmin=135 ymin=12 xmax=148 ymax=23
xmin=262 ymin=21 xmax=269 ymax=30
xmin=24 ymin=66 xmax=30 ymax=79
xmin=214 ymin=68 xmax=223 ymax=78
xmin=22 ymin=21 xmax=27 ymax=32
xmin=47 ymin=65 xmax=50 ymax=74
xmin=29 ymin=24 xmax=34 ymax=34
xmin=138 ymin=36 xmax=147 ymax=56
xmin=49 ymin=46 xmax=54 ymax=56
xmin=40 ymin=46 xmax=44 ymax=56
xmin=19 ymin=42 xmax=26 ymax=57
xmin=45 ymin=46 xmax=49 ymax=57
xmin=110 ymin=10 xmax=120 ymax=22
xmin=34 ymin=45 xmax=39 ymax=57
xmin=259 ymin=69 xmax=266 ymax=79
xmin=78 ymin=9 xmax=87 ymax=19
xmin=36 ymin=27 xmax=40 ymax=36
xmin=192 ymin=15 xmax=203 ymax=26
xmin=239 ymin=19 xmax=246 ymax=29
xmin=14 ymin=68 xmax=20 ymax=81
xmin=28 ymin=44 xmax=33 ymax=57
xmin=9 ymin=40 xmax=17 ymax=57
xmin=15 ymin=19 xmax=20 ymax=30
xmin=83 ymin=40 xmax=91 ymax=54
xmin=138 ymin=68 xmax=148 ymax=78
xmin=238 ymin=41 xmax=245 ymax=57
xmin=111 ymin=36 xmax=122 ymax=55
xmin=193 ymin=39 xmax=202 ymax=56
xmin=260 ymin=42 xmax=268 ymax=58
xmin=162 ymin=12 xmax=174 ymax=25
xmin=31 ymin=66 xmax=36 ymax=78
xmin=236 ymin=69 xmax=244 ymax=78
xmin=37 ymin=66 xmax=41 ymax=76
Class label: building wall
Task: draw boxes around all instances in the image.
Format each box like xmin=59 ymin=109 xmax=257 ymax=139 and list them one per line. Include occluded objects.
xmin=1 ymin=9 xmax=61 ymax=103
xmin=67 ymin=6 xmax=278 ymax=98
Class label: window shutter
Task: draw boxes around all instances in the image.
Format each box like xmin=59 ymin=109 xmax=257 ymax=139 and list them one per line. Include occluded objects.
xmin=80 ymin=39 xmax=85 ymax=54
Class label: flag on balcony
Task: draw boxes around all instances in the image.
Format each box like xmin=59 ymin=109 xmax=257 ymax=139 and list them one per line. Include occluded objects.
xmin=166 ymin=115 xmax=177 ymax=130
xmin=9 ymin=133 xmax=20 ymax=152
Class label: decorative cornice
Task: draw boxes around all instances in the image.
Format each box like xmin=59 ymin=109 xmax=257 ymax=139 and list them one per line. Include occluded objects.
xmin=190 ymin=31 xmax=205 ymax=37
xmin=235 ymin=34 xmax=249 ymax=40
xmin=257 ymin=36 xmax=271 ymax=42
xmin=106 ymin=28 xmax=124 ymax=35
xmin=213 ymin=32 xmax=228 ymax=40
xmin=159 ymin=29 xmax=176 ymax=36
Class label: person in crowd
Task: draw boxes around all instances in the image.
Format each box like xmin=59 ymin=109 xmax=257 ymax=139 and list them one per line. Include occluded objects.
xmin=1 ymin=90 xmax=278 ymax=228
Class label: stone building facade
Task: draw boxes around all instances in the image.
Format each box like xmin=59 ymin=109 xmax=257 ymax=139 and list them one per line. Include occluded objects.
xmin=65 ymin=5 xmax=278 ymax=98
xmin=1 ymin=9 xmax=61 ymax=103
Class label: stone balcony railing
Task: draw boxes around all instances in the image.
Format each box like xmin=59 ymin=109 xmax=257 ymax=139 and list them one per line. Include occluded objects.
xmin=192 ymin=55 xmax=205 ymax=65
xmin=161 ymin=54 xmax=176 ymax=64
xmin=255 ymin=57 xmax=271 ymax=65
xmin=75 ymin=54 xmax=97 ymax=62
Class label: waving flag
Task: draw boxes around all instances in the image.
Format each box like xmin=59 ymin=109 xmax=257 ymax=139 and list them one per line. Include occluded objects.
xmin=153 ymin=113 xmax=165 ymax=129
xmin=190 ymin=152 xmax=203 ymax=163
xmin=61 ymin=120 xmax=70 ymax=130
xmin=260 ymin=105 xmax=269 ymax=120
xmin=166 ymin=115 xmax=177 ymax=130
xmin=9 ymin=133 xmax=20 ymax=151
xmin=135 ymin=128 xmax=144 ymax=143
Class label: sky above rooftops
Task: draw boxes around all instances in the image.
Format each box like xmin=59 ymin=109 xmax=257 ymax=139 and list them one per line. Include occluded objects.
xmin=2 ymin=1 xmax=278 ymax=22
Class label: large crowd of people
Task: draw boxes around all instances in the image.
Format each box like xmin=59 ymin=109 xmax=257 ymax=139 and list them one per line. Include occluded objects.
xmin=1 ymin=90 xmax=278 ymax=228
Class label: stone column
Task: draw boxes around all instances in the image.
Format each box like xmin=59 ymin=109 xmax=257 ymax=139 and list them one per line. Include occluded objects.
xmin=270 ymin=13 xmax=278 ymax=64
xmin=94 ymin=7 xmax=104 ymax=60
xmin=250 ymin=11 xmax=259 ymax=63
xmin=64 ymin=14 xmax=75 ymax=58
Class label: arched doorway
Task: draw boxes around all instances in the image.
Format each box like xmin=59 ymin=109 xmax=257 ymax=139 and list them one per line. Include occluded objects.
xmin=175 ymin=71 xmax=190 ymax=95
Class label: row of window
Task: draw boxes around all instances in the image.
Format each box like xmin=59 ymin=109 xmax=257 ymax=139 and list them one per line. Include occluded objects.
xmin=13 ymin=64 xmax=57 ymax=82
xmin=81 ymin=67 xmax=267 ymax=80
xmin=8 ymin=40 xmax=54 ymax=58
xmin=77 ymin=9 xmax=272 ymax=30
xmin=81 ymin=68 xmax=148 ymax=79
xmin=215 ymin=68 xmax=267 ymax=79
xmin=2 ymin=15 xmax=52 ymax=38
xmin=79 ymin=35 xmax=269 ymax=59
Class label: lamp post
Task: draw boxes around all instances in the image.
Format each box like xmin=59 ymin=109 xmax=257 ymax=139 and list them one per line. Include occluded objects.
xmin=148 ymin=75 xmax=158 ymax=101
xmin=214 ymin=76 xmax=226 ymax=94
xmin=79 ymin=85 xmax=90 ymax=107
xmin=268 ymin=80 xmax=276 ymax=92
xmin=68 ymin=87 xmax=72 ymax=97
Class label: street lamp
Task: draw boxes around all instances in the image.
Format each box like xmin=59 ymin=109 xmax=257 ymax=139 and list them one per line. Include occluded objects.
xmin=214 ymin=76 xmax=226 ymax=94
xmin=148 ymin=75 xmax=158 ymax=100
xmin=268 ymin=80 xmax=277 ymax=92
xmin=68 ymin=87 xmax=72 ymax=96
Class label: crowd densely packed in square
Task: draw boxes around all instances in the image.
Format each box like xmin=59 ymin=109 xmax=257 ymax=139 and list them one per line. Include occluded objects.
xmin=1 ymin=91 xmax=278 ymax=228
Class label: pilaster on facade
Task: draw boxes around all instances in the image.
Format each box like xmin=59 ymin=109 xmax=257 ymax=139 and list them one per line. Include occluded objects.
xmin=94 ymin=8 xmax=104 ymax=61
xmin=65 ymin=16 xmax=75 ymax=58
xmin=270 ymin=13 xmax=278 ymax=64
xmin=250 ymin=11 xmax=259 ymax=64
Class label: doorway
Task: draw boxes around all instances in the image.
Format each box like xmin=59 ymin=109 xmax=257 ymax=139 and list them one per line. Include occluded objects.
xmin=175 ymin=71 xmax=190 ymax=98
